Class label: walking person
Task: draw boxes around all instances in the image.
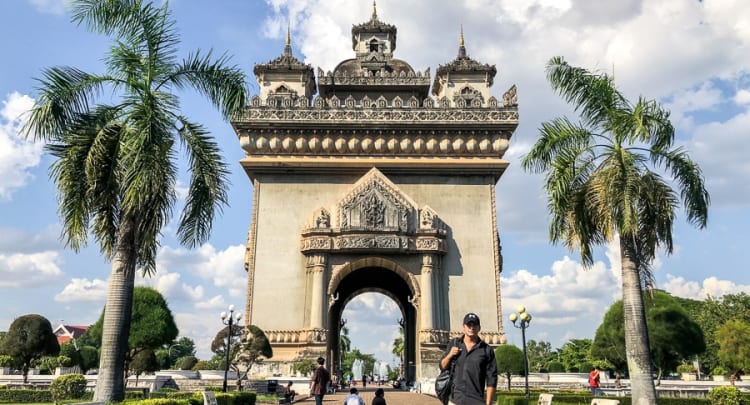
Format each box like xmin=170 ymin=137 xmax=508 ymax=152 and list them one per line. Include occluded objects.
xmin=310 ymin=357 xmax=331 ymax=405
xmin=588 ymin=367 xmax=601 ymax=395
xmin=372 ymin=388 xmax=387 ymax=405
xmin=344 ymin=387 xmax=365 ymax=405
xmin=439 ymin=313 xmax=497 ymax=405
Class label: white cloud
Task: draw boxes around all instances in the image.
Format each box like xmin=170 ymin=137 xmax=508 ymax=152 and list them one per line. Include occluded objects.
xmin=0 ymin=92 xmax=44 ymax=200
xmin=54 ymin=277 xmax=108 ymax=302
xmin=663 ymin=274 xmax=750 ymax=300
xmin=734 ymin=89 xmax=750 ymax=105
xmin=155 ymin=244 xmax=247 ymax=300
xmin=0 ymin=251 xmax=63 ymax=287
xmin=28 ymin=0 xmax=67 ymax=15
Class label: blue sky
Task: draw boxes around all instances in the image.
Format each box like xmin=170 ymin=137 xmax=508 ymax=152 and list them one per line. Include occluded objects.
xmin=1 ymin=0 xmax=749 ymax=366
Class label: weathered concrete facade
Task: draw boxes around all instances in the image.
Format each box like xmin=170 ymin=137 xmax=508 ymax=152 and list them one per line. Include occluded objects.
xmin=232 ymin=5 xmax=518 ymax=380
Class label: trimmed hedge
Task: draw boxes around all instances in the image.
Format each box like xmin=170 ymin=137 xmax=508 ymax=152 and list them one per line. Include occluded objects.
xmin=495 ymin=392 xmax=713 ymax=405
xmin=0 ymin=388 xmax=53 ymax=403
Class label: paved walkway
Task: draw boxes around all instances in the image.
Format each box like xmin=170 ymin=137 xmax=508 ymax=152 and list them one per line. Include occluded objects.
xmin=299 ymin=387 xmax=442 ymax=405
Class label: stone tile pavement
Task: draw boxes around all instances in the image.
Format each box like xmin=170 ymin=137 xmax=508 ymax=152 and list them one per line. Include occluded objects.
xmin=299 ymin=387 xmax=442 ymax=405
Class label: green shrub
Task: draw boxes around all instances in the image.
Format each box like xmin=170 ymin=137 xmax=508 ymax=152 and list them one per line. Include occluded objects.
xmin=50 ymin=373 xmax=87 ymax=402
xmin=178 ymin=355 xmax=198 ymax=370
xmin=56 ymin=355 xmax=74 ymax=367
xmin=127 ymin=399 xmax=191 ymax=405
xmin=710 ymin=386 xmax=742 ymax=405
xmin=677 ymin=364 xmax=696 ymax=373
xmin=547 ymin=361 xmax=564 ymax=372
xmin=712 ymin=366 xmax=728 ymax=376
xmin=0 ymin=388 xmax=53 ymax=403
xmin=0 ymin=355 xmax=14 ymax=367
xmin=192 ymin=359 xmax=218 ymax=370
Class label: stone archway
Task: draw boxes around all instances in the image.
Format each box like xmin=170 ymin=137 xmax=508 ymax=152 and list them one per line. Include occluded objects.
xmin=326 ymin=258 xmax=419 ymax=383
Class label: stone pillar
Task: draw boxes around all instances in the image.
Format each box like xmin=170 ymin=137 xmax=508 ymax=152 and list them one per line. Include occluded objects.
xmin=306 ymin=254 xmax=328 ymax=329
xmin=420 ymin=254 xmax=436 ymax=331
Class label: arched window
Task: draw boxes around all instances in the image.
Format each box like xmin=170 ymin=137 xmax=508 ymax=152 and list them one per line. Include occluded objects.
xmin=369 ymin=39 xmax=379 ymax=52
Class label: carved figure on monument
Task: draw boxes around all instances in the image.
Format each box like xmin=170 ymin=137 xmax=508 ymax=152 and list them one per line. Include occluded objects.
xmin=316 ymin=209 xmax=331 ymax=228
xmin=503 ymin=84 xmax=518 ymax=107
xmin=363 ymin=193 xmax=386 ymax=228
xmin=420 ymin=209 xmax=434 ymax=229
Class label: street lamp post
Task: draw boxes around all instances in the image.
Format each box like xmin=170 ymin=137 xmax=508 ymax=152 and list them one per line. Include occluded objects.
xmin=220 ymin=304 xmax=242 ymax=392
xmin=509 ymin=306 xmax=532 ymax=400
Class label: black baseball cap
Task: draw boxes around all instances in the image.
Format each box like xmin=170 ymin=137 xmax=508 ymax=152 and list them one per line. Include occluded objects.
xmin=463 ymin=313 xmax=480 ymax=325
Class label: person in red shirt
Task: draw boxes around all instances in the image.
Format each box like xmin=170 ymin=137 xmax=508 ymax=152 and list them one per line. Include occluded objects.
xmin=588 ymin=367 xmax=601 ymax=395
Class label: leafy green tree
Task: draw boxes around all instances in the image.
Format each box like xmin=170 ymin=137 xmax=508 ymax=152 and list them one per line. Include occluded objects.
xmin=495 ymin=344 xmax=525 ymax=390
xmin=78 ymin=345 xmax=99 ymax=374
xmin=696 ymin=293 xmax=750 ymax=374
xmin=23 ymin=0 xmax=247 ymax=401
xmin=391 ymin=326 xmax=404 ymax=376
xmin=293 ymin=359 xmax=317 ymax=376
xmin=1 ymin=314 xmax=60 ymax=383
xmin=592 ymin=291 xmax=706 ymax=382
xmin=557 ymin=339 xmax=592 ymax=372
xmin=340 ymin=326 xmax=352 ymax=355
xmin=716 ymin=320 xmax=750 ymax=382
xmin=130 ymin=349 xmax=158 ymax=384
xmin=525 ymin=340 xmax=553 ymax=372
xmin=89 ymin=286 xmax=178 ymax=378
xmin=59 ymin=342 xmax=82 ymax=369
xmin=156 ymin=336 xmax=196 ymax=369
xmin=234 ymin=325 xmax=272 ymax=388
xmin=342 ymin=349 xmax=376 ymax=381
xmin=211 ymin=323 xmax=243 ymax=370
xmin=522 ymin=56 xmax=710 ymax=403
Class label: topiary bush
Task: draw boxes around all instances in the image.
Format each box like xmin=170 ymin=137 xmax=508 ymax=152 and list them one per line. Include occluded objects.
xmin=710 ymin=386 xmax=742 ymax=405
xmin=179 ymin=355 xmax=198 ymax=370
xmin=547 ymin=360 xmax=564 ymax=372
xmin=50 ymin=373 xmax=87 ymax=403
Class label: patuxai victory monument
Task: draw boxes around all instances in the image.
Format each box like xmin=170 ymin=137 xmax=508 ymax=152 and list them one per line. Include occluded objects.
xmin=231 ymin=4 xmax=518 ymax=381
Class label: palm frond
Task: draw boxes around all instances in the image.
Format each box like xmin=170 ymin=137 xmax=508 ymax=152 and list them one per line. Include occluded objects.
xmin=175 ymin=116 xmax=230 ymax=247
xmin=24 ymin=67 xmax=111 ymax=141
xmin=167 ymin=51 xmax=248 ymax=118
xmin=651 ymin=147 xmax=710 ymax=228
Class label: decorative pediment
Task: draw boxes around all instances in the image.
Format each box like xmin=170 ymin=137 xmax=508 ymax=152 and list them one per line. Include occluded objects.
xmin=338 ymin=168 xmax=416 ymax=232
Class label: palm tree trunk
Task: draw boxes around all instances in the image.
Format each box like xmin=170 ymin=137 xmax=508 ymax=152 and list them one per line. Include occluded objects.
xmin=93 ymin=215 xmax=138 ymax=403
xmin=620 ymin=237 xmax=658 ymax=405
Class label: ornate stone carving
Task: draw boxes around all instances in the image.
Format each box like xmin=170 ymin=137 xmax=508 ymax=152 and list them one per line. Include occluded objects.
xmin=419 ymin=329 xmax=451 ymax=344
xmin=264 ymin=329 xmax=329 ymax=344
xmin=338 ymin=169 xmax=414 ymax=232
xmin=503 ymin=84 xmax=518 ymax=107
xmin=315 ymin=208 xmax=331 ymax=228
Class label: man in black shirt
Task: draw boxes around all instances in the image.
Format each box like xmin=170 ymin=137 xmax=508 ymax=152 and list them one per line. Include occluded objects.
xmin=440 ymin=313 xmax=497 ymax=405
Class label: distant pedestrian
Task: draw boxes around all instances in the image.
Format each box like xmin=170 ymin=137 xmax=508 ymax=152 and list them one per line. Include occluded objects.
xmin=372 ymin=388 xmax=387 ymax=405
xmin=344 ymin=387 xmax=365 ymax=405
xmin=311 ymin=357 xmax=331 ymax=405
xmin=588 ymin=367 xmax=601 ymax=395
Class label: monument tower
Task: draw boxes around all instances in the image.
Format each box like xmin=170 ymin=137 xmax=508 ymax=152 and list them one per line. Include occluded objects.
xmin=231 ymin=4 xmax=518 ymax=380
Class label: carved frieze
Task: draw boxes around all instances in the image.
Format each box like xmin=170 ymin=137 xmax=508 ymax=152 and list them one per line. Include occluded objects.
xmin=338 ymin=171 xmax=413 ymax=232
xmin=264 ymin=329 xmax=329 ymax=344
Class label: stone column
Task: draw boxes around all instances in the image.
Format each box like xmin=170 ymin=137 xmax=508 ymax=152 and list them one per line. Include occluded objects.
xmin=306 ymin=254 xmax=328 ymax=329
xmin=420 ymin=254 xmax=436 ymax=331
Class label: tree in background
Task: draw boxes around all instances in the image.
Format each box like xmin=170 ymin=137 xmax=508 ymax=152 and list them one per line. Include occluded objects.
xmin=211 ymin=323 xmax=243 ymax=371
xmin=391 ymin=326 xmax=404 ymax=377
xmin=234 ymin=325 xmax=272 ymax=388
xmin=23 ymin=0 xmax=247 ymax=400
xmin=522 ymin=56 xmax=710 ymax=404
xmin=556 ymin=339 xmax=593 ymax=372
xmin=89 ymin=287 xmax=179 ymax=378
xmin=525 ymin=340 xmax=553 ymax=372
xmin=342 ymin=349 xmax=376 ymax=381
xmin=495 ymin=344 xmax=525 ymax=391
xmin=1 ymin=314 xmax=60 ymax=383
xmin=592 ymin=290 xmax=705 ymax=382
xmin=716 ymin=320 xmax=750 ymax=383
xmin=130 ymin=349 xmax=158 ymax=385
xmin=696 ymin=293 xmax=750 ymax=374
xmin=340 ymin=326 xmax=352 ymax=356
xmin=155 ymin=336 xmax=196 ymax=369
xmin=78 ymin=345 xmax=99 ymax=374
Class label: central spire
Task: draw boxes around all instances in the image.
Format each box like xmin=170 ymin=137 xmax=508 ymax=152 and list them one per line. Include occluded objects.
xmin=284 ymin=21 xmax=292 ymax=57
xmin=372 ymin=0 xmax=378 ymax=21
xmin=458 ymin=25 xmax=466 ymax=59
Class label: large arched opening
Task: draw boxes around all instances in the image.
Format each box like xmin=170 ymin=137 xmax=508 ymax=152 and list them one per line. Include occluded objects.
xmin=327 ymin=260 xmax=419 ymax=383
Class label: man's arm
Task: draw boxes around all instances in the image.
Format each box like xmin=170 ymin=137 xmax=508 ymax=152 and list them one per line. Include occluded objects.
xmin=485 ymin=346 xmax=498 ymax=405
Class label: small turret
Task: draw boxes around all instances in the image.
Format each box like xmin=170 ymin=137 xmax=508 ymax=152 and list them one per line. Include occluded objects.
xmin=432 ymin=27 xmax=497 ymax=107
xmin=253 ymin=23 xmax=316 ymax=105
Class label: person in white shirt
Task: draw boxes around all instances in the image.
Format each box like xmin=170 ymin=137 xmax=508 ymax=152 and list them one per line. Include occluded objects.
xmin=343 ymin=387 xmax=365 ymax=405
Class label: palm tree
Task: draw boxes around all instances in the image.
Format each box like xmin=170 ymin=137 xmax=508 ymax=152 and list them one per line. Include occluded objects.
xmin=522 ymin=56 xmax=709 ymax=405
xmin=340 ymin=325 xmax=352 ymax=355
xmin=391 ymin=327 xmax=404 ymax=377
xmin=23 ymin=1 xmax=247 ymax=402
